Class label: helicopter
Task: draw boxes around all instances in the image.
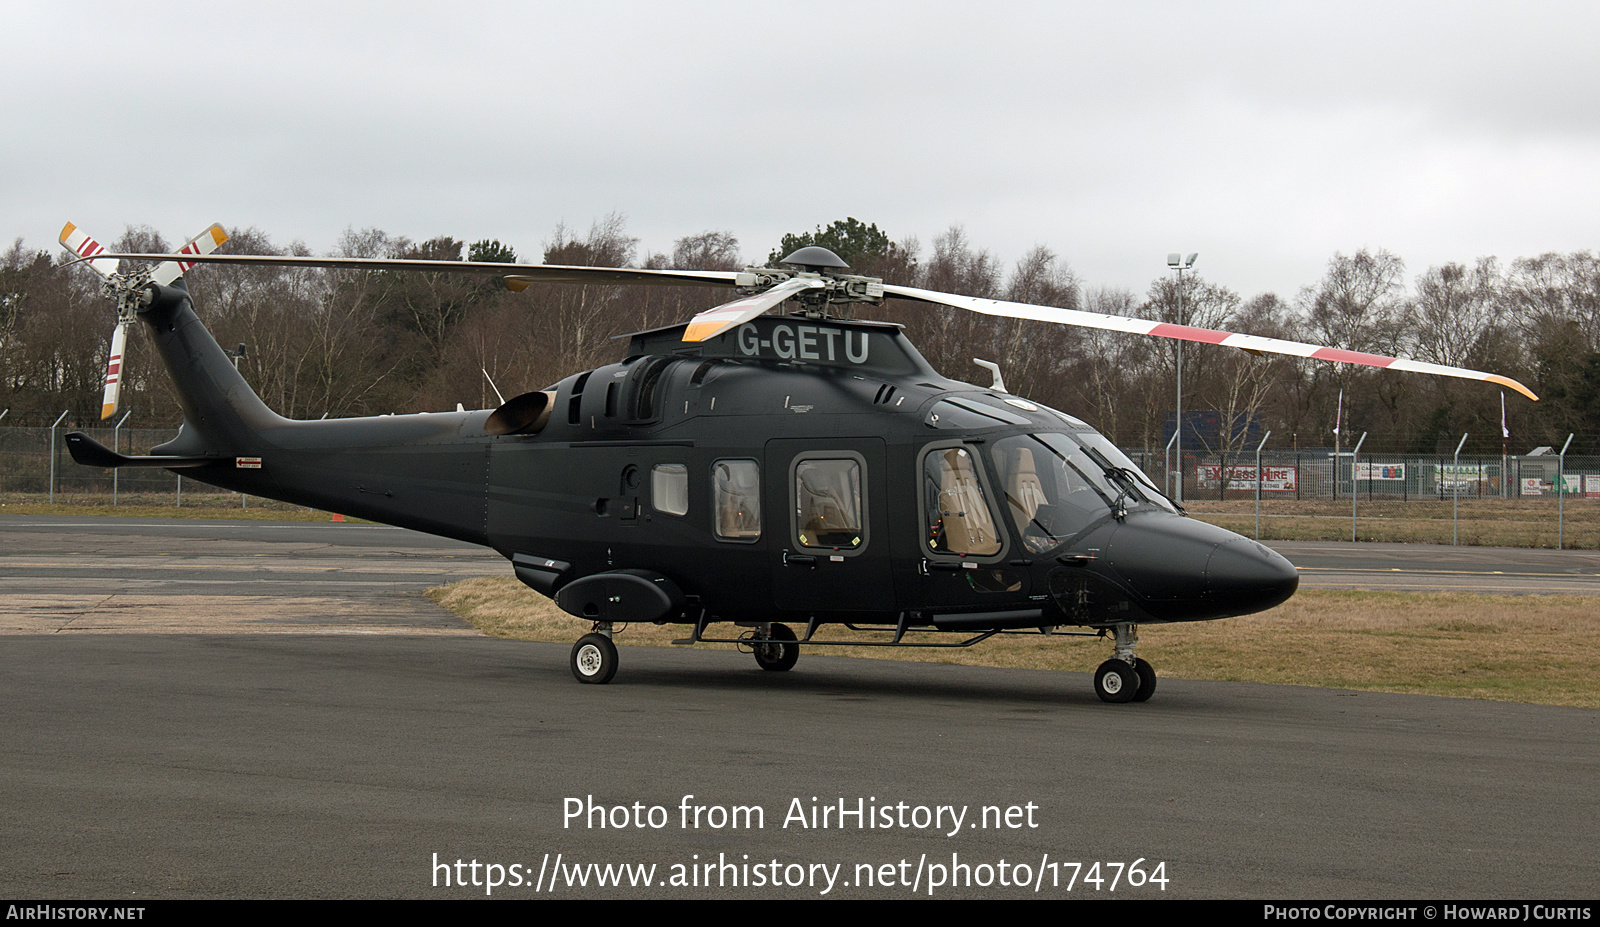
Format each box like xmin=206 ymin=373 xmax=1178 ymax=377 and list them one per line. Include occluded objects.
xmin=60 ymin=223 xmax=1538 ymax=702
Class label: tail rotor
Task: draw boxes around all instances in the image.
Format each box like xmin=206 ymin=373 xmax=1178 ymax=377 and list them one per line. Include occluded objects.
xmin=59 ymin=222 xmax=229 ymax=419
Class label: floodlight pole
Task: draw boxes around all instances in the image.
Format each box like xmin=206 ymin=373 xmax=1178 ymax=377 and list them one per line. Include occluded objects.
xmin=1167 ymin=252 xmax=1197 ymax=504
xmin=1558 ymin=433 xmax=1573 ymax=550
xmin=1350 ymin=432 xmax=1367 ymax=542
xmin=1452 ymin=433 xmax=1468 ymax=545
xmin=1255 ymin=430 xmax=1272 ymax=539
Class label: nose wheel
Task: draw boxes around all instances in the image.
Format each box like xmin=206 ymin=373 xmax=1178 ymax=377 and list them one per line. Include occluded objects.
xmin=1094 ymin=624 xmax=1156 ymax=703
xmin=571 ymin=631 xmax=618 ymax=684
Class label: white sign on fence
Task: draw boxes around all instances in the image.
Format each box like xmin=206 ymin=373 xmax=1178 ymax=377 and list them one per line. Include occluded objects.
xmin=1356 ymin=463 xmax=1406 ymax=481
xmin=1197 ymin=465 xmax=1298 ymax=492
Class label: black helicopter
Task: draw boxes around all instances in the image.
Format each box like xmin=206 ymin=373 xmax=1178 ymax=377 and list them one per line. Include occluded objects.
xmin=61 ymin=223 xmax=1537 ymax=702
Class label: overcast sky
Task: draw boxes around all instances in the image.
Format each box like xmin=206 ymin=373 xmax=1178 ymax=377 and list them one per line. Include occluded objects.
xmin=8 ymin=1 xmax=1597 ymax=303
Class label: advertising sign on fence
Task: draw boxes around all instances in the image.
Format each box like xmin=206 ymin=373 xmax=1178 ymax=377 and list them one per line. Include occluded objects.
xmin=1197 ymin=465 xmax=1298 ymax=492
xmin=1522 ymin=477 xmax=1545 ymax=496
xmin=1435 ymin=464 xmax=1483 ymax=492
xmin=1587 ymin=475 xmax=1600 ymax=498
xmin=1356 ymin=463 xmax=1406 ymax=481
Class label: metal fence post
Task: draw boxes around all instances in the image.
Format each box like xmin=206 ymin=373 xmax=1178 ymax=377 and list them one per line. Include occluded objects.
xmin=112 ymin=411 xmax=131 ymax=506
xmin=1558 ymin=433 xmax=1573 ymax=550
xmin=48 ymin=410 xmax=69 ymax=504
xmin=1452 ymin=433 xmax=1468 ymax=546
xmin=1164 ymin=431 xmax=1177 ymax=500
xmin=1351 ymin=432 xmax=1367 ymax=543
xmin=1255 ymin=430 xmax=1272 ymax=540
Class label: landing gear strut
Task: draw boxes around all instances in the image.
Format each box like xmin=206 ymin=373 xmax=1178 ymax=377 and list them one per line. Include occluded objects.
xmin=1094 ymin=622 xmax=1155 ymax=703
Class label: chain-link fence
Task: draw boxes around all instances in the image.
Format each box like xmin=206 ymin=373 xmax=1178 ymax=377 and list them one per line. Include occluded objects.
xmin=1126 ymin=448 xmax=1600 ymax=503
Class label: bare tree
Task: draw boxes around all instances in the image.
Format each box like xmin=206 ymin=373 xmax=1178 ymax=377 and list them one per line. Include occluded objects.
xmin=672 ymin=231 xmax=742 ymax=271
xmin=1413 ymin=258 xmax=1502 ymax=368
xmin=1301 ymin=248 xmax=1409 ymax=355
xmin=987 ymin=245 xmax=1080 ymax=401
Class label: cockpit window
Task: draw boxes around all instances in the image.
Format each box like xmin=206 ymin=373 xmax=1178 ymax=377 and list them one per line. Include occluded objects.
xmin=991 ymin=434 xmax=1114 ymax=553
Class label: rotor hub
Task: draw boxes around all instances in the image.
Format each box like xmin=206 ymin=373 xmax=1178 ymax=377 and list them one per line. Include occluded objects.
xmin=102 ymin=267 xmax=155 ymax=318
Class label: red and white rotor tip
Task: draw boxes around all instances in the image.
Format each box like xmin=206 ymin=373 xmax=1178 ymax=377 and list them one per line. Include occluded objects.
xmin=59 ymin=222 xmax=120 ymax=277
xmin=100 ymin=320 xmax=129 ymax=420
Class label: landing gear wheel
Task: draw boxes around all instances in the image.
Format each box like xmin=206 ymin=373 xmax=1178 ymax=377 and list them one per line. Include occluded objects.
xmin=1094 ymin=659 xmax=1139 ymax=703
xmin=753 ymin=623 xmax=799 ymax=672
xmin=570 ymin=633 xmax=618 ymax=684
xmin=1132 ymin=657 xmax=1157 ymax=702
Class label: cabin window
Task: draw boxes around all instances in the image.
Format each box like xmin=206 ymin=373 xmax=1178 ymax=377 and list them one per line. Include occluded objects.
xmin=713 ymin=459 xmax=761 ymax=541
xmin=793 ymin=457 xmax=863 ymax=550
xmin=652 ymin=463 xmax=689 ymax=516
xmin=921 ymin=444 xmax=1003 ymax=557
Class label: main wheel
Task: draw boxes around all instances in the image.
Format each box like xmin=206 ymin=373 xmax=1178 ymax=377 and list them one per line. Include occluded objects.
xmin=1132 ymin=657 xmax=1157 ymax=702
xmin=571 ymin=633 xmax=618 ymax=684
xmin=1094 ymin=659 xmax=1139 ymax=703
xmin=753 ymin=623 xmax=799 ymax=672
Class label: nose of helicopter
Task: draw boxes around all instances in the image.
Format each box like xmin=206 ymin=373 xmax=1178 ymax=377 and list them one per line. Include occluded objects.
xmin=1204 ymin=537 xmax=1300 ymax=616
xmin=1098 ymin=516 xmax=1299 ymax=621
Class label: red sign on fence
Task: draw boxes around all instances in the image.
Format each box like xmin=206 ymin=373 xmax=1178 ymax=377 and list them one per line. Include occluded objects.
xmin=1198 ymin=465 xmax=1298 ymax=492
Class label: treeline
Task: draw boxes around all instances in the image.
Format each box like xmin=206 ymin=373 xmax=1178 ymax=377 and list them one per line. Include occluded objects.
xmin=1 ymin=216 xmax=1596 ymax=456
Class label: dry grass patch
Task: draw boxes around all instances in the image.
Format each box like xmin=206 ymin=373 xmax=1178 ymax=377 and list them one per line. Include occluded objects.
xmin=1190 ymin=499 xmax=1600 ymax=550
xmin=427 ymin=578 xmax=1600 ymax=708
xmin=1186 ymin=498 xmax=1600 ymax=548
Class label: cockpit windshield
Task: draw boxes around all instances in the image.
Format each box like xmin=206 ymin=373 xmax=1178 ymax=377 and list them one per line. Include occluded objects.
xmin=991 ymin=434 xmax=1111 ymax=553
xmin=990 ymin=432 xmax=1176 ymax=554
xmin=1073 ymin=432 xmax=1178 ymax=514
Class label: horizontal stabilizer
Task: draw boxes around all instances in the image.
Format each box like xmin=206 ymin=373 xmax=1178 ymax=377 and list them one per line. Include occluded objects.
xmin=64 ymin=432 xmax=219 ymax=469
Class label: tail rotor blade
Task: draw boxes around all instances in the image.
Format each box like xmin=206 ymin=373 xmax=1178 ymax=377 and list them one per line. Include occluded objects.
xmin=59 ymin=222 xmax=120 ymax=277
xmin=69 ymin=222 xmax=229 ymax=420
xmin=151 ymin=223 xmax=229 ymax=286
xmin=100 ymin=318 xmax=130 ymax=420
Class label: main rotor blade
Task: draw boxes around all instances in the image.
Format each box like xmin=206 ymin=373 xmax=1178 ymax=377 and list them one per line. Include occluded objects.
xmin=59 ymin=222 xmax=119 ymax=277
xmin=883 ymin=283 xmax=1539 ymax=401
xmin=96 ymin=253 xmax=741 ymax=288
xmin=682 ymin=276 xmax=826 ymax=342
